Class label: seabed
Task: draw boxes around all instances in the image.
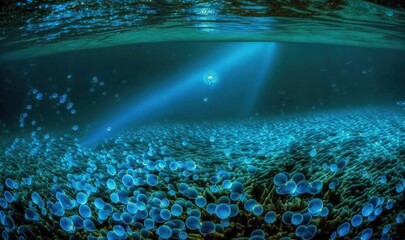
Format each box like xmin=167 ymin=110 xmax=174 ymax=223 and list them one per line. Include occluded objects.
xmin=0 ymin=107 xmax=404 ymax=240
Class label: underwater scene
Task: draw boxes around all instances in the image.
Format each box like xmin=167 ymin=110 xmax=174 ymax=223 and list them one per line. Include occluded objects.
xmin=1 ymin=1 xmax=405 ymax=240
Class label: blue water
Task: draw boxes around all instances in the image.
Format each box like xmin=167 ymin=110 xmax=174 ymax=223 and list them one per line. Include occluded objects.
xmin=1 ymin=1 xmax=405 ymax=240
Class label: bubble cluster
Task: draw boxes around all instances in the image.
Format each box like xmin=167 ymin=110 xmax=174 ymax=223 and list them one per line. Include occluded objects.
xmin=0 ymin=108 xmax=404 ymax=239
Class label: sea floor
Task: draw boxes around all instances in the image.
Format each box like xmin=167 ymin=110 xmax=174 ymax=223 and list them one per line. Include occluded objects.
xmin=0 ymin=107 xmax=404 ymax=240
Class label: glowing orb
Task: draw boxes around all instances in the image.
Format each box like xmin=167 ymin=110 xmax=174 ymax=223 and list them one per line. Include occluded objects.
xmin=202 ymin=71 xmax=219 ymax=86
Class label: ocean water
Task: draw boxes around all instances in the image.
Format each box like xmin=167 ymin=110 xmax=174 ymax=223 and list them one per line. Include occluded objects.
xmin=1 ymin=1 xmax=405 ymax=240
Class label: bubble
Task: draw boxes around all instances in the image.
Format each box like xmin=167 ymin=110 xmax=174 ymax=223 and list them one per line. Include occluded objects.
xmin=292 ymin=173 xmax=305 ymax=182
xmin=370 ymin=197 xmax=380 ymax=208
xmin=122 ymin=174 xmax=134 ymax=187
xmin=106 ymin=164 xmax=116 ymax=176
xmin=147 ymin=174 xmax=158 ymax=186
xmin=76 ymin=192 xmax=88 ymax=205
xmin=380 ymin=175 xmax=387 ymax=184
xmin=83 ymin=219 xmax=95 ymax=231
xmin=320 ymin=207 xmax=329 ymax=217
xmin=78 ymin=204 xmax=92 ymax=219
xmin=250 ymin=236 xmax=265 ymax=240
xmin=215 ymin=223 xmax=224 ymax=233
xmin=185 ymin=216 xmax=201 ymax=230
xmin=60 ymin=217 xmax=74 ymax=232
xmin=126 ymin=202 xmax=138 ymax=214
xmin=202 ymin=70 xmax=219 ymax=86
xmin=144 ymin=218 xmax=155 ymax=229
xmin=59 ymin=94 xmax=67 ymax=104
xmin=302 ymin=212 xmax=312 ymax=225
xmin=2 ymin=231 xmax=9 ymax=240
xmin=250 ymin=205 xmax=262 ymax=216
xmin=70 ymin=215 xmax=84 ymax=228
xmin=160 ymin=209 xmax=171 ymax=220
xmin=179 ymin=231 xmax=188 ymax=239
xmin=310 ymin=180 xmax=323 ymax=192
xmin=171 ymin=204 xmax=183 ymax=217
xmin=274 ymin=173 xmax=288 ymax=186
xmin=229 ymin=204 xmax=239 ymax=217
xmin=386 ymin=10 xmax=394 ymax=17
xmin=130 ymin=231 xmax=140 ymax=239
xmin=4 ymin=216 xmax=15 ymax=232
xmin=251 ymin=229 xmax=265 ymax=238
xmin=110 ymin=193 xmax=119 ymax=203
xmin=285 ymin=180 xmax=297 ymax=194
xmin=51 ymin=93 xmax=58 ymax=99
xmin=210 ymin=175 xmax=220 ymax=184
xmin=374 ymin=206 xmax=382 ymax=216
xmin=247 ymin=165 xmax=257 ymax=174
xmin=361 ymin=203 xmax=373 ymax=217
xmin=206 ymin=203 xmax=217 ymax=215
xmin=24 ymin=208 xmax=39 ymax=221
xmin=57 ymin=193 xmax=74 ymax=210
xmin=368 ymin=213 xmax=377 ymax=222
xmin=264 ymin=211 xmax=277 ymax=224
xmin=51 ymin=202 xmax=65 ymax=216
xmin=328 ymin=178 xmax=339 ymax=190
xmin=94 ymin=198 xmax=105 ymax=210
xmin=220 ymin=218 xmax=230 ymax=228
xmin=98 ymin=209 xmax=109 ymax=221
xmin=72 ymin=125 xmax=79 ymax=131
xmin=337 ymin=158 xmax=348 ymax=169
xmin=309 ymin=149 xmax=317 ymax=157
xmin=385 ymin=199 xmax=395 ymax=210
xmin=229 ymin=192 xmax=240 ymax=201
xmin=296 ymin=225 xmax=306 ymax=237
xmin=360 ymin=228 xmax=373 ymax=240
xmin=383 ymin=224 xmax=391 ymax=234
xmin=291 ymin=213 xmax=303 ymax=225
xmin=5 ymin=178 xmax=14 ymax=189
xmin=337 ymin=222 xmax=350 ymax=237
xmin=215 ymin=203 xmax=231 ymax=219
xmin=381 ymin=233 xmax=390 ymax=240
xmin=329 ymin=164 xmax=338 ymax=172
xmin=195 ymin=196 xmax=207 ymax=208
xmin=113 ymin=225 xmax=125 ymax=237
xmin=396 ymin=213 xmax=405 ymax=224
xmin=297 ymin=225 xmax=317 ymax=239
xmin=31 ymin=192 xmax=42 ymax=205
xmin=297 ymin=180 xmax=311 ymax=194
xmin=107 ymin=179 xmax=116 ymax=190
xmin=243 ymin=199 xmax=256 ymax=212
xmin=0 ymin=198 xmax=8 ymax=209
xmin=199 ymin=221 xmax=215 ymax=235
xmin=282 ymin=211 xmax=293 ymax=225
xmin=184 ymin=160 xmax=196 ymax=171
xmin=308 ymin=198 xmax=323 ymax=214
xmin=35 ymin=92 xmax=43 ymax=100
xmin=66 ymin=102 xmax=74 ymax=109
xmin=203 ymin=97 xmax=208 ymax=102
xmin=395 ymin=183 xmax=404 ymax=193
xmin=351 ymin=214 xmax=362 ymax=227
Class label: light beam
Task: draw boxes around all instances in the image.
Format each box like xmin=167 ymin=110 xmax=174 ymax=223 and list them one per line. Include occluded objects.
xmin=82 ymin=43 xmax=270 ymax=146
